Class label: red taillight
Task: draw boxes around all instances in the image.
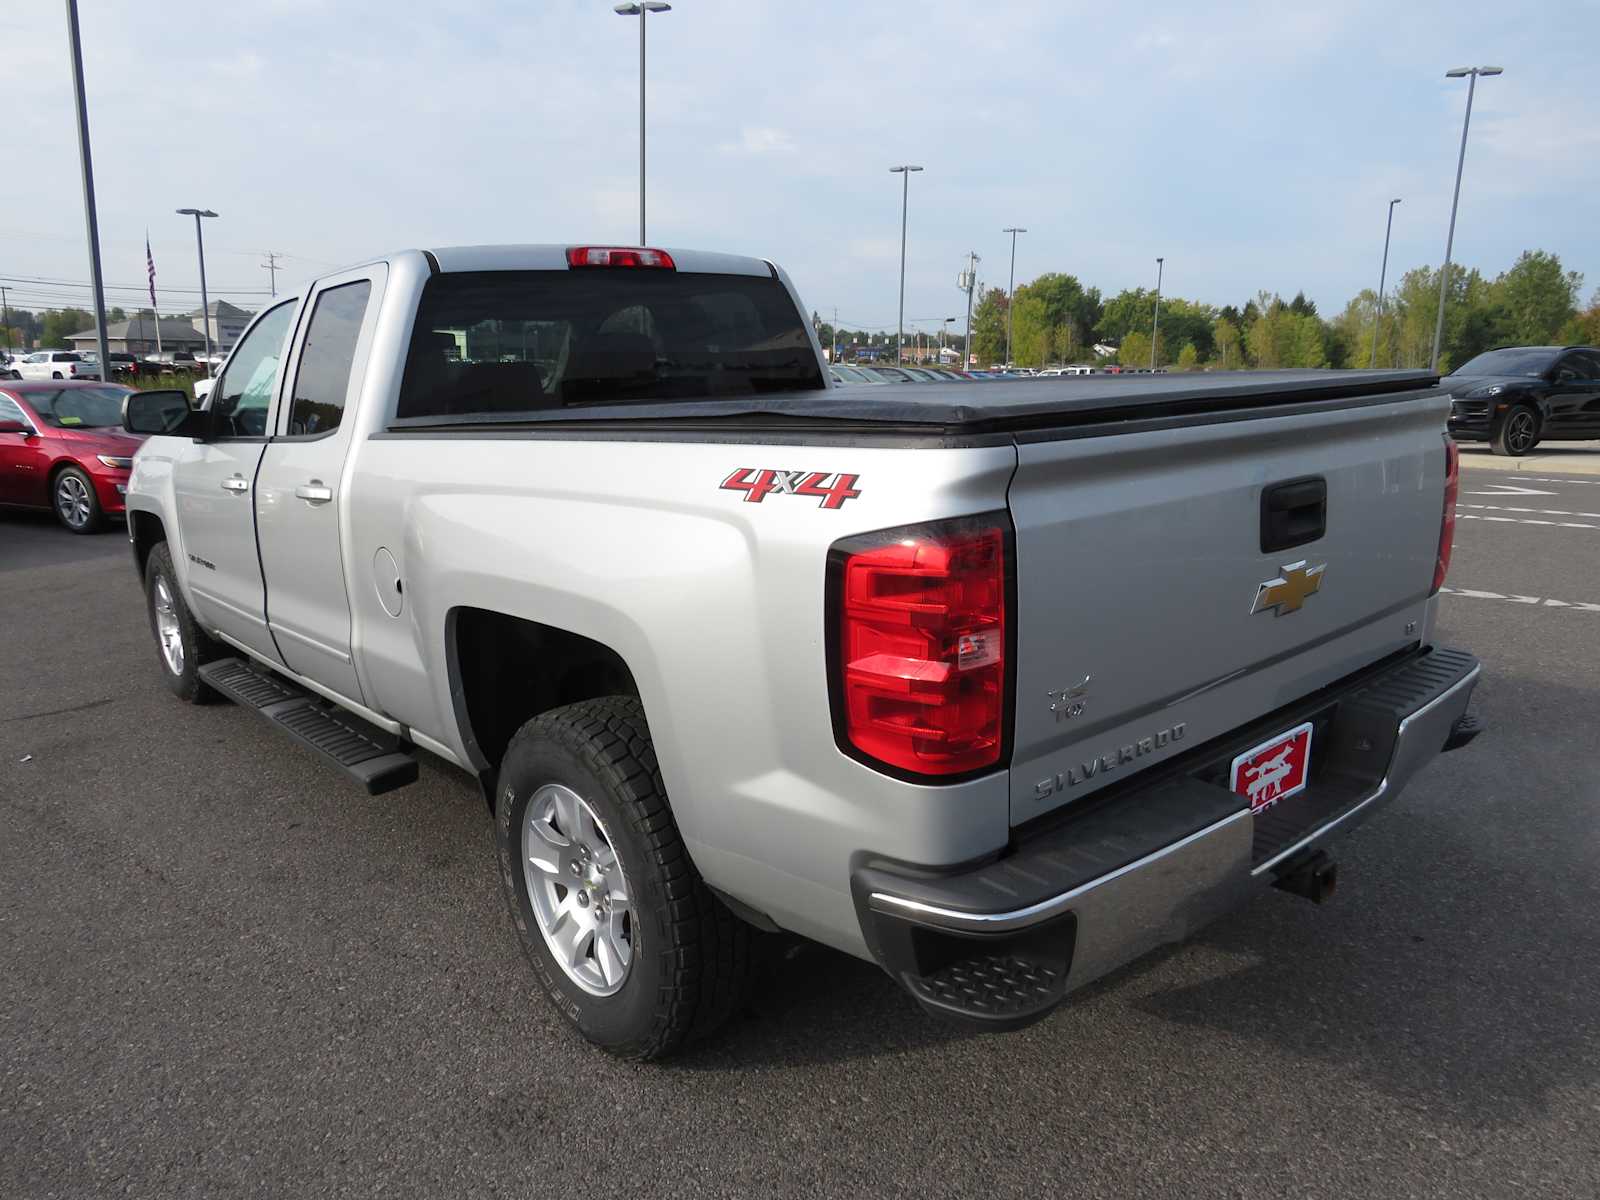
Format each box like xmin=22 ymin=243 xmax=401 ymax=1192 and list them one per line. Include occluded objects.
xmin=1433 ymin=437 xmax=1459 ymax=594
xmin=831 ymin=518 xmax=1009 ymax=777
xmin=565 ymin=246 xmax=676 ymax=269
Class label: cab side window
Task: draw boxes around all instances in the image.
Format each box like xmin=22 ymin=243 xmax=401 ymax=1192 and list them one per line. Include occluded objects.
xmin=0 ymin=395 xmax=30 ymax=426
xmin=1562 ymin=351 xmax=1600 ymax=382
xmin=285 ymin=281 xmax=372 ymax=437
xmin=209 ymin=301 xmax=297 ymax=438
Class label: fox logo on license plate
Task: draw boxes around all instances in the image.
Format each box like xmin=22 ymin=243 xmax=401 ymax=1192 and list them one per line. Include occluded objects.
xmin=1229 ymin=721 xmax=1313 ymax=814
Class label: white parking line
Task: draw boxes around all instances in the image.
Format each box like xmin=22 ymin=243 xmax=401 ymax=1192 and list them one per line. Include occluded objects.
xmin=1459 ymin=503 xmax=1600 ymax=519
xmin=1440 ymin=587 xmax=1600 ymax=612
xmin=1456 ymin=513 xmax=1600 ymax=530
xmin=1521 ymin=476 xmax=1600 ymax=487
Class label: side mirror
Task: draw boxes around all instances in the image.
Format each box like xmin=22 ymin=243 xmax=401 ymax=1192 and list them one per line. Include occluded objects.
xmin=0 ymin=418 xmax=31 ymax=436
xmin=123 ymin=389 xmax=204 ymax=437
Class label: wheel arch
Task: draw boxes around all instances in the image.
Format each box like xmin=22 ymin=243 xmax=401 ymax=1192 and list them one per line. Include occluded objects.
xmin=446 ymin=606 xmax=643 ymax=810
xmin=128 ymin=508 xmax=167 ymax=577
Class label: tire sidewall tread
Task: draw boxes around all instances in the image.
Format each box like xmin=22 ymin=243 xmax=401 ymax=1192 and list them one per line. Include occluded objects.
xmin=143 ymin=543 xmax=222 ymax=703
xmin=495 ymin=696 xmax=747 ymax=1060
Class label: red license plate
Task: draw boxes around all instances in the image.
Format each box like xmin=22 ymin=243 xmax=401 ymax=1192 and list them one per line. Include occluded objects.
xmin=1229 ymin=721 xmax=1314 ymax=814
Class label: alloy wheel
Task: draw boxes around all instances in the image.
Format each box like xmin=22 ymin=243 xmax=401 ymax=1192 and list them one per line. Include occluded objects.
xmin=522 ymin=783 xmax=634 ymax=996
xmin=152 ymin=574 xmax=185 ymax=676
xmin=1505 ymin=410 xmax=1537 ymax=455
xmin=55 ymin=474 xmax=92 ymax=529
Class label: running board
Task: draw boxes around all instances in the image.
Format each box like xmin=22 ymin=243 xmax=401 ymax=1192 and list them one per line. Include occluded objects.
xmin=198 ymin=658 xmax=419 ymax=795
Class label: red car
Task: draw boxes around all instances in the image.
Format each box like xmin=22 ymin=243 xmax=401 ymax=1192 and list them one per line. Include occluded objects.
xmin=0 ymin=380 xmax=145 ymax=533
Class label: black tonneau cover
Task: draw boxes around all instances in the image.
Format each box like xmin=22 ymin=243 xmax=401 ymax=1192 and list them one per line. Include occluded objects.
xmin=388 ymin=369 xmax=1441 ymax=436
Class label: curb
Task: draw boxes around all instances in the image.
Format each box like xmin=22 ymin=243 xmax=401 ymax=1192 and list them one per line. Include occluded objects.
xmin=1457 ymin=444 xmax=1600 ymax=477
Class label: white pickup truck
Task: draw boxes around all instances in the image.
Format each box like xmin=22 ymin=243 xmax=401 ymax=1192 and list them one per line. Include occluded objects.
xmin=121 ymin=244 xmax=1482 ymax=1059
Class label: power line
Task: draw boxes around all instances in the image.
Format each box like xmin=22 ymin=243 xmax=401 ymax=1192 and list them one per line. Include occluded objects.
xmin=0 ymin=272 xmax=272 ymax=295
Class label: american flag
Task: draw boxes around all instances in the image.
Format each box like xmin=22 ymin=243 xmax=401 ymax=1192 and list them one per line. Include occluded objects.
xmin=145 ymin=233 xmax=157 ymax=309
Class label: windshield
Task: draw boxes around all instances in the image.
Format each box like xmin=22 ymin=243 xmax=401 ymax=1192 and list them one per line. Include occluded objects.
xmin=27 ymin=386 xmax=130 ymax=428
xmin=395 ymin=269 xmax=824 ymax=419
xmin=1451 ymin=348 xmax=1559 ymax=378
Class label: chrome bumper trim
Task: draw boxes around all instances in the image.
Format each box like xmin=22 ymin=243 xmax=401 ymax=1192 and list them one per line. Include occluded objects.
xmin=867 ymin=808 xmax=1252 ymax=936
xmin=868 ymin=662 xmax=1481 ymax=949
xmin=1251 ymin=663 xmax=1480 ymax=875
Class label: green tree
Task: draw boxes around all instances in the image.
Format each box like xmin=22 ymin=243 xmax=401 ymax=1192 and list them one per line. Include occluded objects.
xmin=971 ymin=288 xmax=1009 ymax=366
xmin=1213 ymin=318 xmax=1242 ymax=369
xmin=1118 ymin=330 xmax=1152 ymax=367
xmin=1175 ymin=343 xmax=1200 ymax=372
xmin=1496 ymin=250 xmax=1582 ymax=345
xmin=108 ymin=306 xmax=127 ymax=323
xmin=1246 ymin=296 xmax=1327 ymax=368
xmin=39 ymin=308 xmax=94 ymax=347
xmin=1558 ymin=289 xmax=1600 ymax=346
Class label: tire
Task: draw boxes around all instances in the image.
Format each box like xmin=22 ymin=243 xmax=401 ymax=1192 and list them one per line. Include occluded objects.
xmin=52 ymin=465 xmax=103 ymax=534
xmin=143 ymin=543 xmax=223 ymax=703
xmin=495 ymin=696 xmax=749 ymax=1060
xmin=51 ymin=371 xmax=63 ymax=379
xmin=1491 ymin=404 xmax=1540 ymax=456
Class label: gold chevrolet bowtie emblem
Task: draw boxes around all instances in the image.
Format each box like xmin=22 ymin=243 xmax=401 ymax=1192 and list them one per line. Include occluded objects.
xmin=1252 ymin=560 xmax=1326 ymax=616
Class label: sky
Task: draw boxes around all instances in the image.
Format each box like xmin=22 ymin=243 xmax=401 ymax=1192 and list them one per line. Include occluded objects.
xmin=5 ymin=0 xmax=1598 ymax=337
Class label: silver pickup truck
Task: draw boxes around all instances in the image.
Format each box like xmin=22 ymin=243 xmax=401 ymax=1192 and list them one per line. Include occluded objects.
xmin=120 ymin=244 xmax=1482 ymax=1059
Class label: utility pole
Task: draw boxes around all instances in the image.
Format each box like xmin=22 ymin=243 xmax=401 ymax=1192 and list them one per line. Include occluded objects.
xmin=1371 ymin=199 xmax=1401 ymax=368
xmin=1150 ymin=256 xmax=1165 ymax=369
xmin=1 ymin=285 xmax=10 ymax=353
xmin=960 ymin=251 xmax=979 ymax=370
xmin=831 ymin=306 xmax=839 ymax=366
xmin=261 ymin=250 xmax=282 ymax=297
xmin=1003 ymin=227 xmax=1026 ymax=367
xmin=1432 ymin=66 xmax=1502 ymax=372
xmin=65 ymin=0 xmax=111 ymax=381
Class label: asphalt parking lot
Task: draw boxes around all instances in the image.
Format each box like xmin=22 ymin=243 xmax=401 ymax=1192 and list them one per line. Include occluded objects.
xmin=3 ymin=467 xmax=1598 ymax=1200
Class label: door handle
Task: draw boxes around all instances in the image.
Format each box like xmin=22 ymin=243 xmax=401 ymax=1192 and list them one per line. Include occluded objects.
xmin=294 ymin=482 xmax=333 ymax=504
xmin=221 ymin=475 xmax=249 ymax=493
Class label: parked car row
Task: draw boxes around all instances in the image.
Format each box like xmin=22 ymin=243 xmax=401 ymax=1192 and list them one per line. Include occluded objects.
xmin=2 ymin=347 xmax=224 ymax=382
xmin=828 ymin=362 xmax=1172 ymax=385
xmin=4 ymin=350 xmax=103 ymax=381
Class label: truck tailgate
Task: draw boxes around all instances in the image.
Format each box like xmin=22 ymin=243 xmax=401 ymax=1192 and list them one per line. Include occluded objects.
xmin=1008 ymin=390 xmax=1450 ymax=824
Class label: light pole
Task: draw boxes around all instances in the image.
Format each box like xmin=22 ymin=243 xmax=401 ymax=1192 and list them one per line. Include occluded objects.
xmin=890 ymin=165 xmax=923 ymax=365
xmin=1150 ymin=257 xmax=1164 ymax=369
xmin=1432 ymin=66 xmax=1502 ymax=372
xmin=1002 ymin=227 xmax=1026 ymax=367
xmin=65 ymin=0 xmax=110 ymax=381
xmin=941 ymin=316 xmax=955 ymax=365
xmin=176 ymin=208 xmax=218 ymax=376
xmin=614 ymin=1 xmax=671 ymax=245
xmin=1371 ymin=198 xmax=1401 ymax=368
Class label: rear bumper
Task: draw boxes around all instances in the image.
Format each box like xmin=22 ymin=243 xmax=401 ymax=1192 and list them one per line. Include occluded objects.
xmin=852 ymin=646 xmax=1481 ymax=1028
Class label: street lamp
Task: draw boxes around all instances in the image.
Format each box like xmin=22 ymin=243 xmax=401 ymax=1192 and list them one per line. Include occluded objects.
xmin=1371 ymin=198 xmax=1401 ymax=368
xmin=66 ymin=0 xmax=111 ymax=382
xmin=1003 ymin=227 xmax=1026 ymax=367
xmin=1432 ymin=65 xmax=1502 ymax=371
xmin=1150 ymin=257 xmax=1164 ymax=369
xmin=890 ymin=165 xmax=923 ymax=365
xmin=614 ymin=1 xmax=671 ymax=245
xmin=176 ymin=208 xmax=218 ymax=376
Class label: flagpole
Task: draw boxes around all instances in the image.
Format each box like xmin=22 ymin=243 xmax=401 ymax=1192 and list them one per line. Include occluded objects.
xmin=147 ymin=232 xmax=162 ymax=358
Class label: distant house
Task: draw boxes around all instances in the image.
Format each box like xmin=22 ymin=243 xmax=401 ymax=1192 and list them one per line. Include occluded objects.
xmin=65 ymin=315 xmax=207 ymax=355
xmin=188 ymin=300 xmax=254 ymax=351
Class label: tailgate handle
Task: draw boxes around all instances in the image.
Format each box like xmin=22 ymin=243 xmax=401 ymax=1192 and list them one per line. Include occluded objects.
xmin=1261 ymin=477 xmax=1326 ymax=553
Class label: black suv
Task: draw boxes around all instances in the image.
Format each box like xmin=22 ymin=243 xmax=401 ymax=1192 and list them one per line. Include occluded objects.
xmin=1447 ymin=345 xmax=1600 ymax=456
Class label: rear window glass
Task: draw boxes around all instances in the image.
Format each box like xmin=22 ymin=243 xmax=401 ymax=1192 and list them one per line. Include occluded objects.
xmin=396 ymin=270 xmax=824 ymax=419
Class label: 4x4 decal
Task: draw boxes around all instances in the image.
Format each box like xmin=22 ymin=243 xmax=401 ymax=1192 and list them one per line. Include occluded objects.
xmin=720 ymin=468 xmax=862 ymax=510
